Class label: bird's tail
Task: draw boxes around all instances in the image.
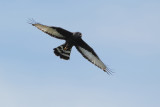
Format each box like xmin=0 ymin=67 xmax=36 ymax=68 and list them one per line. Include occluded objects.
xmin=54 ymin=43 xmax=73 ymax=60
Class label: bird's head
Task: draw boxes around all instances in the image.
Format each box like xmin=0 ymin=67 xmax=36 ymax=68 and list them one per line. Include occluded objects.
xmin=73 ymin=32 xmax=82 ymax=38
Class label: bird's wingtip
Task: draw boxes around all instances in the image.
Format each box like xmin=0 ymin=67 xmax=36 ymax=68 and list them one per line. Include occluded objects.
xmin=27 ymin=18 xmax=38 ymax=26
xmin=103 ymin=68 xmax=113 ymax=75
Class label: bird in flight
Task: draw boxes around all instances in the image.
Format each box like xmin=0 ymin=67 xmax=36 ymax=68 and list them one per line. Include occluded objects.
xmin=29 ymin=19 xmax=111 ymax=74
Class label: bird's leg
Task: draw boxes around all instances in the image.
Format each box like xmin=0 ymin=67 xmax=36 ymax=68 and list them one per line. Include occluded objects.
xmin=64 ymin=47 xmax=68 ymax=50
xmin=64 ymin=43 xmax=69 ymax=50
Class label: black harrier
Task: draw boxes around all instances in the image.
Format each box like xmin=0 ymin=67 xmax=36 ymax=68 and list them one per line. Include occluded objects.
xmin=29 ymin=20 xmax=110 ymax=73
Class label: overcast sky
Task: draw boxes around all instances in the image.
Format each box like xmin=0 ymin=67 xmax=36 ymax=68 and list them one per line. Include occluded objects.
xmin=0 ymin=0 xmax=160 ymax=107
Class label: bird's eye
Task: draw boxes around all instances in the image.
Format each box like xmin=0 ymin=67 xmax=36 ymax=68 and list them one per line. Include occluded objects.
xmin=79 ymin=33 xmax=82 ymax=36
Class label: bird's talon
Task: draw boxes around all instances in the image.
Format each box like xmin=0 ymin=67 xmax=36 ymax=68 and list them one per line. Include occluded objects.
xmin=64 ymin=47 xmax=67 ymax=50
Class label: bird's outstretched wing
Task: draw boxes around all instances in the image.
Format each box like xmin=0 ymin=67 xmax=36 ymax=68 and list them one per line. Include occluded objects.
xmin=75 ymin=39 xmax=111 ymax=73
xmin=29 ymin=20 xmax=73 ymax=40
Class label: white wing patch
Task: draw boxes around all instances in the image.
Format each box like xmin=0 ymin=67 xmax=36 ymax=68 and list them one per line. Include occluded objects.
xmin=32 ymin=23 xmax=65 ymax=39
xmin=78 ymin=46 xmax=107 ymax=71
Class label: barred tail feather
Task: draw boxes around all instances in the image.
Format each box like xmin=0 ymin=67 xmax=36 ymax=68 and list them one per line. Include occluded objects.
xmin=54 ymin=43 xmax=72 ymax=60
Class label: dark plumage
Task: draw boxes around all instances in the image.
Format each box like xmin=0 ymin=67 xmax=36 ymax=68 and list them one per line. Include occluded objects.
xmin=29 ymin=20 xmax=110 ymax=73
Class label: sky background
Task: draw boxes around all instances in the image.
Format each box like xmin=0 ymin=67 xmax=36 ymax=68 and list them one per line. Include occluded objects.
xmin=0 ymin=0 xmax=160 ymax=107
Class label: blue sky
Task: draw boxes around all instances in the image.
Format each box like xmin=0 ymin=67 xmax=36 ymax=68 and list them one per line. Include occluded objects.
xmin=0 ymin=0 xmax=160 ymax=107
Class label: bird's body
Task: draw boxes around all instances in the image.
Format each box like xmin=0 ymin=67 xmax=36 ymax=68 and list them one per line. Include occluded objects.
xmin=30 ymin=20 xmax=110 ymax=73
